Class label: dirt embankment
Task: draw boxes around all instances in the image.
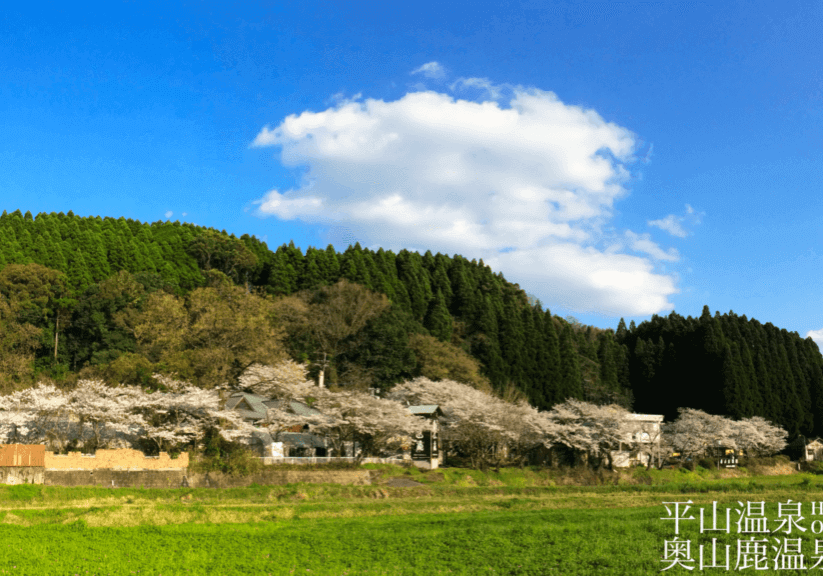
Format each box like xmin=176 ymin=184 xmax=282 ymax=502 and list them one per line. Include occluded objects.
xmin=748 ymin=462 xmax=799 ymax=476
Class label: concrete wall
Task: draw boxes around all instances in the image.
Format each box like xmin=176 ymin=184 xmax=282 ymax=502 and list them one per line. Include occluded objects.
xmin=44 ymin=469 xmax=187 ymax=488
xmin=185 ymin=469 xmax=372 ymax=488
xmin=45 ymin=449 xmax=188 ymax=470
xmin=41 ymin=469 xmax=371 ymax=488
xmin=260 ymin=456 xmax=404 ymax=465
xmin=0 ymin=466 xmax=44 ymax=485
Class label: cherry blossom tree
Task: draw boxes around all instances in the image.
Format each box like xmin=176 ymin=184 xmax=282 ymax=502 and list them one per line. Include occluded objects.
xmin=308 ymin=389 xmax=424 ymax=458
xmin=238 ymin=361 xmax=315 ymax=399
xmin=69 ymin=379 xmax=146 ymax=450
xmin=388 ymin=377 xmax=553 ymax=468
xmin=134 ymin=374 xmax=256 ymax=453
xmin=664 ymin=408 xmax=735 ymax=461
xmin=729 ymin=415 xmax=787 ymax=457
xmin=543 ymin=399 xmax=631 ymax=469
xmin=262 ymin=400 xmax=318 ymax=445
xmin=0 ymin=395 xmax=35 ymax=445
xmin=665 ymin=408 xmax=788 ymax=463
xmin=0 ymin=383 xmax=74 ymax=451
xmin=241 ymin=366 xmax=424 ymax=458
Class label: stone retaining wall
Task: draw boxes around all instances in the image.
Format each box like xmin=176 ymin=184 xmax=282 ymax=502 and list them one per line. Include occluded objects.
xmin=39 ymin=469 xmax=371 ymax=488
xmin=0 ymin=466 xmax=44 ymax=485
xmin=44 ymin=469 xmax=186 ymax=488
xmin=185 ymin=469 xmax=372 ymax=488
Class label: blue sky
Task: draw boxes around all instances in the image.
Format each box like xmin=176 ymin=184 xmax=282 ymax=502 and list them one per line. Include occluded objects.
xmin=2 ymin=1 xmax=823 ymax=342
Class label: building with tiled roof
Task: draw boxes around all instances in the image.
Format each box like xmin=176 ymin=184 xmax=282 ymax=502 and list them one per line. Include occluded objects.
xmin=226 ymin=392 xmax=331 ymax=457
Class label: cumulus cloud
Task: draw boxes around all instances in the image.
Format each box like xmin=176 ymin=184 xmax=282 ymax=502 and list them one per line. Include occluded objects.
xmin=164 ymin=211 xmax=173 ymax=219
xmin=807 ymin=329 xmax=823 ymax=350
xmin=410 ymin=61 xmax=446 ymax=79
xmin=251 ymin=83 xmax=680 ymax=316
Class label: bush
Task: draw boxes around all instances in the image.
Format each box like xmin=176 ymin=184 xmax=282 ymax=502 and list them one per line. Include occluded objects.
xmin=631 ymin=466 xmax=653 ymax=485
xmin=697 ymin=458 xmax=716 ymax=470
xmin=188 ymin=428 xmax=266 ymax=476
xmin=188 ymin=448 xmax=263 ymax=477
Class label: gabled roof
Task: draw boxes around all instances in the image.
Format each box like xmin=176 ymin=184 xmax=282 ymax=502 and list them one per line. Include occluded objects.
xmin=227 ymin=393 xmax=326 ymax=422
xmin=408 ymin=405 xmax=441 ymax=416
xmin=225 ymin=392 xmax=269 ymax=421
xmin=264 ymin=398 xmax=324 ymax=418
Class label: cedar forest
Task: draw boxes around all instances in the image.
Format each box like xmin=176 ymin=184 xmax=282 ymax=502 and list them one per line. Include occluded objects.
xmin=0 ymin=209 xmax=820 ymax=441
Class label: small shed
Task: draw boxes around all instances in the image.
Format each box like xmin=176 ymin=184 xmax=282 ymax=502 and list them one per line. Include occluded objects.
xmin=805 ymin=438 xmax=823 ymax=462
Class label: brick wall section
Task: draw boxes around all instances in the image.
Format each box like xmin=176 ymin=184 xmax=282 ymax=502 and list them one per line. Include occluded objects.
xmin=44 ymin=449 xmax=188 ymax=470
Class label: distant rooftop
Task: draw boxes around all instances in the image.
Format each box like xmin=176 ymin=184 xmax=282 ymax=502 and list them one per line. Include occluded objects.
xmin=408 ymin=405 xmax=440 ymax=416
xmin=624 ymin=413 xmax=664 ymax=422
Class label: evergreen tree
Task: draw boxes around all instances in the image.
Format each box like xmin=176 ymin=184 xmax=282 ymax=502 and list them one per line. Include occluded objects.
xmin=556 ymin=323 xmax=582 ymax=404
xmin=300 ymin=249 xmax=326 ymax=290
xmin=423 ymin=289 xmax=453 ymax=343
xmin=597 ymin=333 xmax=619 ymax=391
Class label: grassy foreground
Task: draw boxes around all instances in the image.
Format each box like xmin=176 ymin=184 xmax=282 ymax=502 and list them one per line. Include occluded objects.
xmin=0 ymin=465 xmax=820 ymax=575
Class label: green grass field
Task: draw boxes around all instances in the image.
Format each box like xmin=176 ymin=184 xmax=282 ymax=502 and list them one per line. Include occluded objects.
xmin=0 ymin=465 xmax=822 ymax=575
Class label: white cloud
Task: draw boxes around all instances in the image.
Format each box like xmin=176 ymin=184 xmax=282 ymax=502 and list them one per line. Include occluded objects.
xmin=486 ymin=244 xmax=676 ymax=316
xmin=450 ymin=77 xmax=507 ymax=100
xmin=647 ymin=214 xmax=687 ymax=238
xmin=648 ymin=204 xmax=704 ymax=238
xmin=251 ymin=83 xmax=679 ymax=317
xmin=410 ymin=61 xmax=446 ymax=79
xmin=625 ymin=230 xmax=679 ymax=261
xmin=807 ymin=329 xmax=823 ymax=350
xmin=164 ymin=211 xmax=173 ymax=219
xmin=641 ymin=142 xmax=653 ymax=164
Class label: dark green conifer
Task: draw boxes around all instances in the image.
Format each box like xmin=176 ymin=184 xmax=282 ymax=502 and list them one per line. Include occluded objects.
xmin=557 ymin=323 xmax=583 ymax=403
xmin=423 ymin=289 xmax=453 ymax=343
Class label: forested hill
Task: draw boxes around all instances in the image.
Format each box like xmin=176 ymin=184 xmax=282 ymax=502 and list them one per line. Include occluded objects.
xmin=618 ymin=308 xmax=823 ymax=437
xmin=0 ymin=209 xmax=821 ymax=440
xmin=0 ymin=209 xmax=621 ymax=411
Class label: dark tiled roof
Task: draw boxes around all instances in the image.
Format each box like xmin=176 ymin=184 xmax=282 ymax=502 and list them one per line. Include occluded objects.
xmin=226 ymin=392 xmax=269 ymax=421
xmin=250 ymin=429 xmax=274 ymax=444
xmin=276 ymin=432 xmax=327 ymax=448
xmin=228 ymin=393 xmax=325 ymax=422
xmin=264 ymin=398 xmax=324 ymax=418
